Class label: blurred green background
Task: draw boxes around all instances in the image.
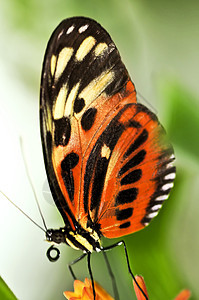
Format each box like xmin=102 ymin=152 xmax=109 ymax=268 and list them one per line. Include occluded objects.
xmin=0 ymin=0 xmax=199 ymax=299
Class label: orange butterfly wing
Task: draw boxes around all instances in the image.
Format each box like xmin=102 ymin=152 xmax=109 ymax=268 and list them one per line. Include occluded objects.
xmin=73 ymin=83 xmax=175 ymax=238
xmin=95 ymin=101 xmax=175 ymax=238
xmin=40 ymin=17 xmax=175 ymax=240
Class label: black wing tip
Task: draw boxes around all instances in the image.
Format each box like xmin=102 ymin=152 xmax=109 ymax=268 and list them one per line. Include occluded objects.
xmin=58 ymin=16 xmax=105 ymax=28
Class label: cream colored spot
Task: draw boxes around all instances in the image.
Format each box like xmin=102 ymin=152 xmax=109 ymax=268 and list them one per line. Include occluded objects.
xmin=147 ymin=211 xmax=159 ymax=219
xmin=90 ymin=232 xmax=100 ymax=242
xmin=87 ymin=228 xmax=100 ymax=242
xmin=76 ymin=36 xmax=96 ymax=61
xmin=55 ymin=47 xmax=73 ymax=79
xmin=164 ymin=173 xmax=176 ymax=180
xmin=46 ymin=105 xmax=52 ymax=132
xmin=162 ymin=182 xmax=174 ymax=191
xmin=68 ymin=232 xmax=93 ymax=252
xmin=79 ymin=70 xmax=114 ymax=106
xmin=94 ymin=43 xmax=108 ymax=56
xmin=155 ymin=195 xmax=168 ymax=201
xmin=64 ymin=82 xmax=80 ymax=117
xmin=53 ymin=83 xmax=68 ymax=119
xmin=78 ymin=24 xmax=89 ymax=33
xmin=65 ymin=238 xmax=79 ymax=250
xmin=66 ymin=25 xmax=75 ymax=34
xmin=170 ymin=154 xmax=175 ymax=160
xmin=57 ymin=29 xmax=64 ymax=40
xmin=74 ymin=234 xmax=93 ymax=252
xmin=50 ymin=55 xmax=56 ymax=76
xmin=101 ymin=144 xmax=111 ymax=160
xmin=151 ymin=204 xmax=162 ymax=211
xmin=166 ymin=162 xmax=174 ymax=169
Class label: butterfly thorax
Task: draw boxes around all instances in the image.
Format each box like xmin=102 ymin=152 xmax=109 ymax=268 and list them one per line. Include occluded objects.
xmin=46 ymin=227 xmax=101 ymax=253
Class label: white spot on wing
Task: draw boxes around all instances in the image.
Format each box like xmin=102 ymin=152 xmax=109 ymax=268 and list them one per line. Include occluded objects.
xmin=155 ymin=195 xmax=168 ymax=201
xmin=166 ymin=162 xmax=174 ymax=169
xmin=151 ymin=204 xmax=162 ymax=211
xmin=76 ymin=36 xmax=96 ymax=61
xmin=162 ymin=182 xmax=174 ymax=191
xmin=57 ymin=29 xmax=64 ymax=39
xmin=78 ymin=24 xmax=89 ymax=33
xmin=53 ymin=83 xmax=68 ymax=119
xmin=66 ymin=25 xmax=75 ymax=34
xmin=147 ymin=211 xmax=159 ymax=219
xmin=164 ymin=173 xmax=176 ymax=180
xmin=55 ymin=47 xmax=73 ymax=79
xmin=64 ymin=82 xmax=80 ymax=117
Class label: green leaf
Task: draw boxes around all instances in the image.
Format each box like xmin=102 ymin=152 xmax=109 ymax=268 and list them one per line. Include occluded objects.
xmin=0 ymin=277 xmax=17 ymax=300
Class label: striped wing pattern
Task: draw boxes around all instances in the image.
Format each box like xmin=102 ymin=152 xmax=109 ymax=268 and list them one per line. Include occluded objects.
xmin=40 ymin=17 xmax=175 ymax=239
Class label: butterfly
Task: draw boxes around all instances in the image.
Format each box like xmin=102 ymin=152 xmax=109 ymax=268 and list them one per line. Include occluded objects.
xmin=40 ymin=16 xmax=176 ymax=299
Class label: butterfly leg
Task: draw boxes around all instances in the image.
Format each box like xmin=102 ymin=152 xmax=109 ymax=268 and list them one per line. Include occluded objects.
xmin=102 ymin=251 xmax=120 ymax=300
xmin=102 ymin=241 xmax=149 ymax=300
xmin=68 ymin=253 xmax=87 ymax=280
xmin=87 ymin=252 xmax=96 ymax=300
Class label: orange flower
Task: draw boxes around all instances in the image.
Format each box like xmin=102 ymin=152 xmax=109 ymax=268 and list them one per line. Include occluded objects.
xmin=133 ymin=275 xmax=191 ymax=300
xmin=64 ymin=278 xmax=114 ymax=300
xmin=175 ymin=289 xmax=191 ymax=300
xmin=133 ymin=276 xmax=149 ymax=300
xmin=64 ymin=276 xmax=191 ymax=300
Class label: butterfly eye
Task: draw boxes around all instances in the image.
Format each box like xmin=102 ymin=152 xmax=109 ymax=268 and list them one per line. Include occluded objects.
xmin=46 ymin=245 xmax=60 ymax=262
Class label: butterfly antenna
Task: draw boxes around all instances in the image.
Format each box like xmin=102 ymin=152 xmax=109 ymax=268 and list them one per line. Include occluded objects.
xmin=19 ymin=137 xmax=48 ymax=231
xmin=137 ymin=91 xmax=158 ymax=114
xmin=1 ymin=191 xmax=46 ymax=233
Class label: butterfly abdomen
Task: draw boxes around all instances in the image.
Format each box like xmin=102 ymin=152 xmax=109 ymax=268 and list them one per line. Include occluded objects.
xmin=47 ymin=227 xmax=101 ymax=252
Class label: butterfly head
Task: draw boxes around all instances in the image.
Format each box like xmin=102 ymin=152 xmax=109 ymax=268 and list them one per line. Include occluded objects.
xmin=46 ymin=228 xmax=66 ymax=244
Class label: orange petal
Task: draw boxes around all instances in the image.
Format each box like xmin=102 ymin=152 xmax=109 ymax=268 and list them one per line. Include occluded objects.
xmin=64 ymin=278 xmax=114 ymax=300
xmin=175 ymin=289 xmax=191 ymax=300
xmin=133 ymin=275 xmax=149 ymax=300
xmin=63 ymin=291 xmax=77 ymax=299
xmin=82 ymin=279 xmax=114 ymax=300
xmin=82 ymin=286 xmax=94 ymax=300
xmin=64 ymin=280 xmax=85 ymax=299
xmin=74 ymin=280 xmax=86 ymax=295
